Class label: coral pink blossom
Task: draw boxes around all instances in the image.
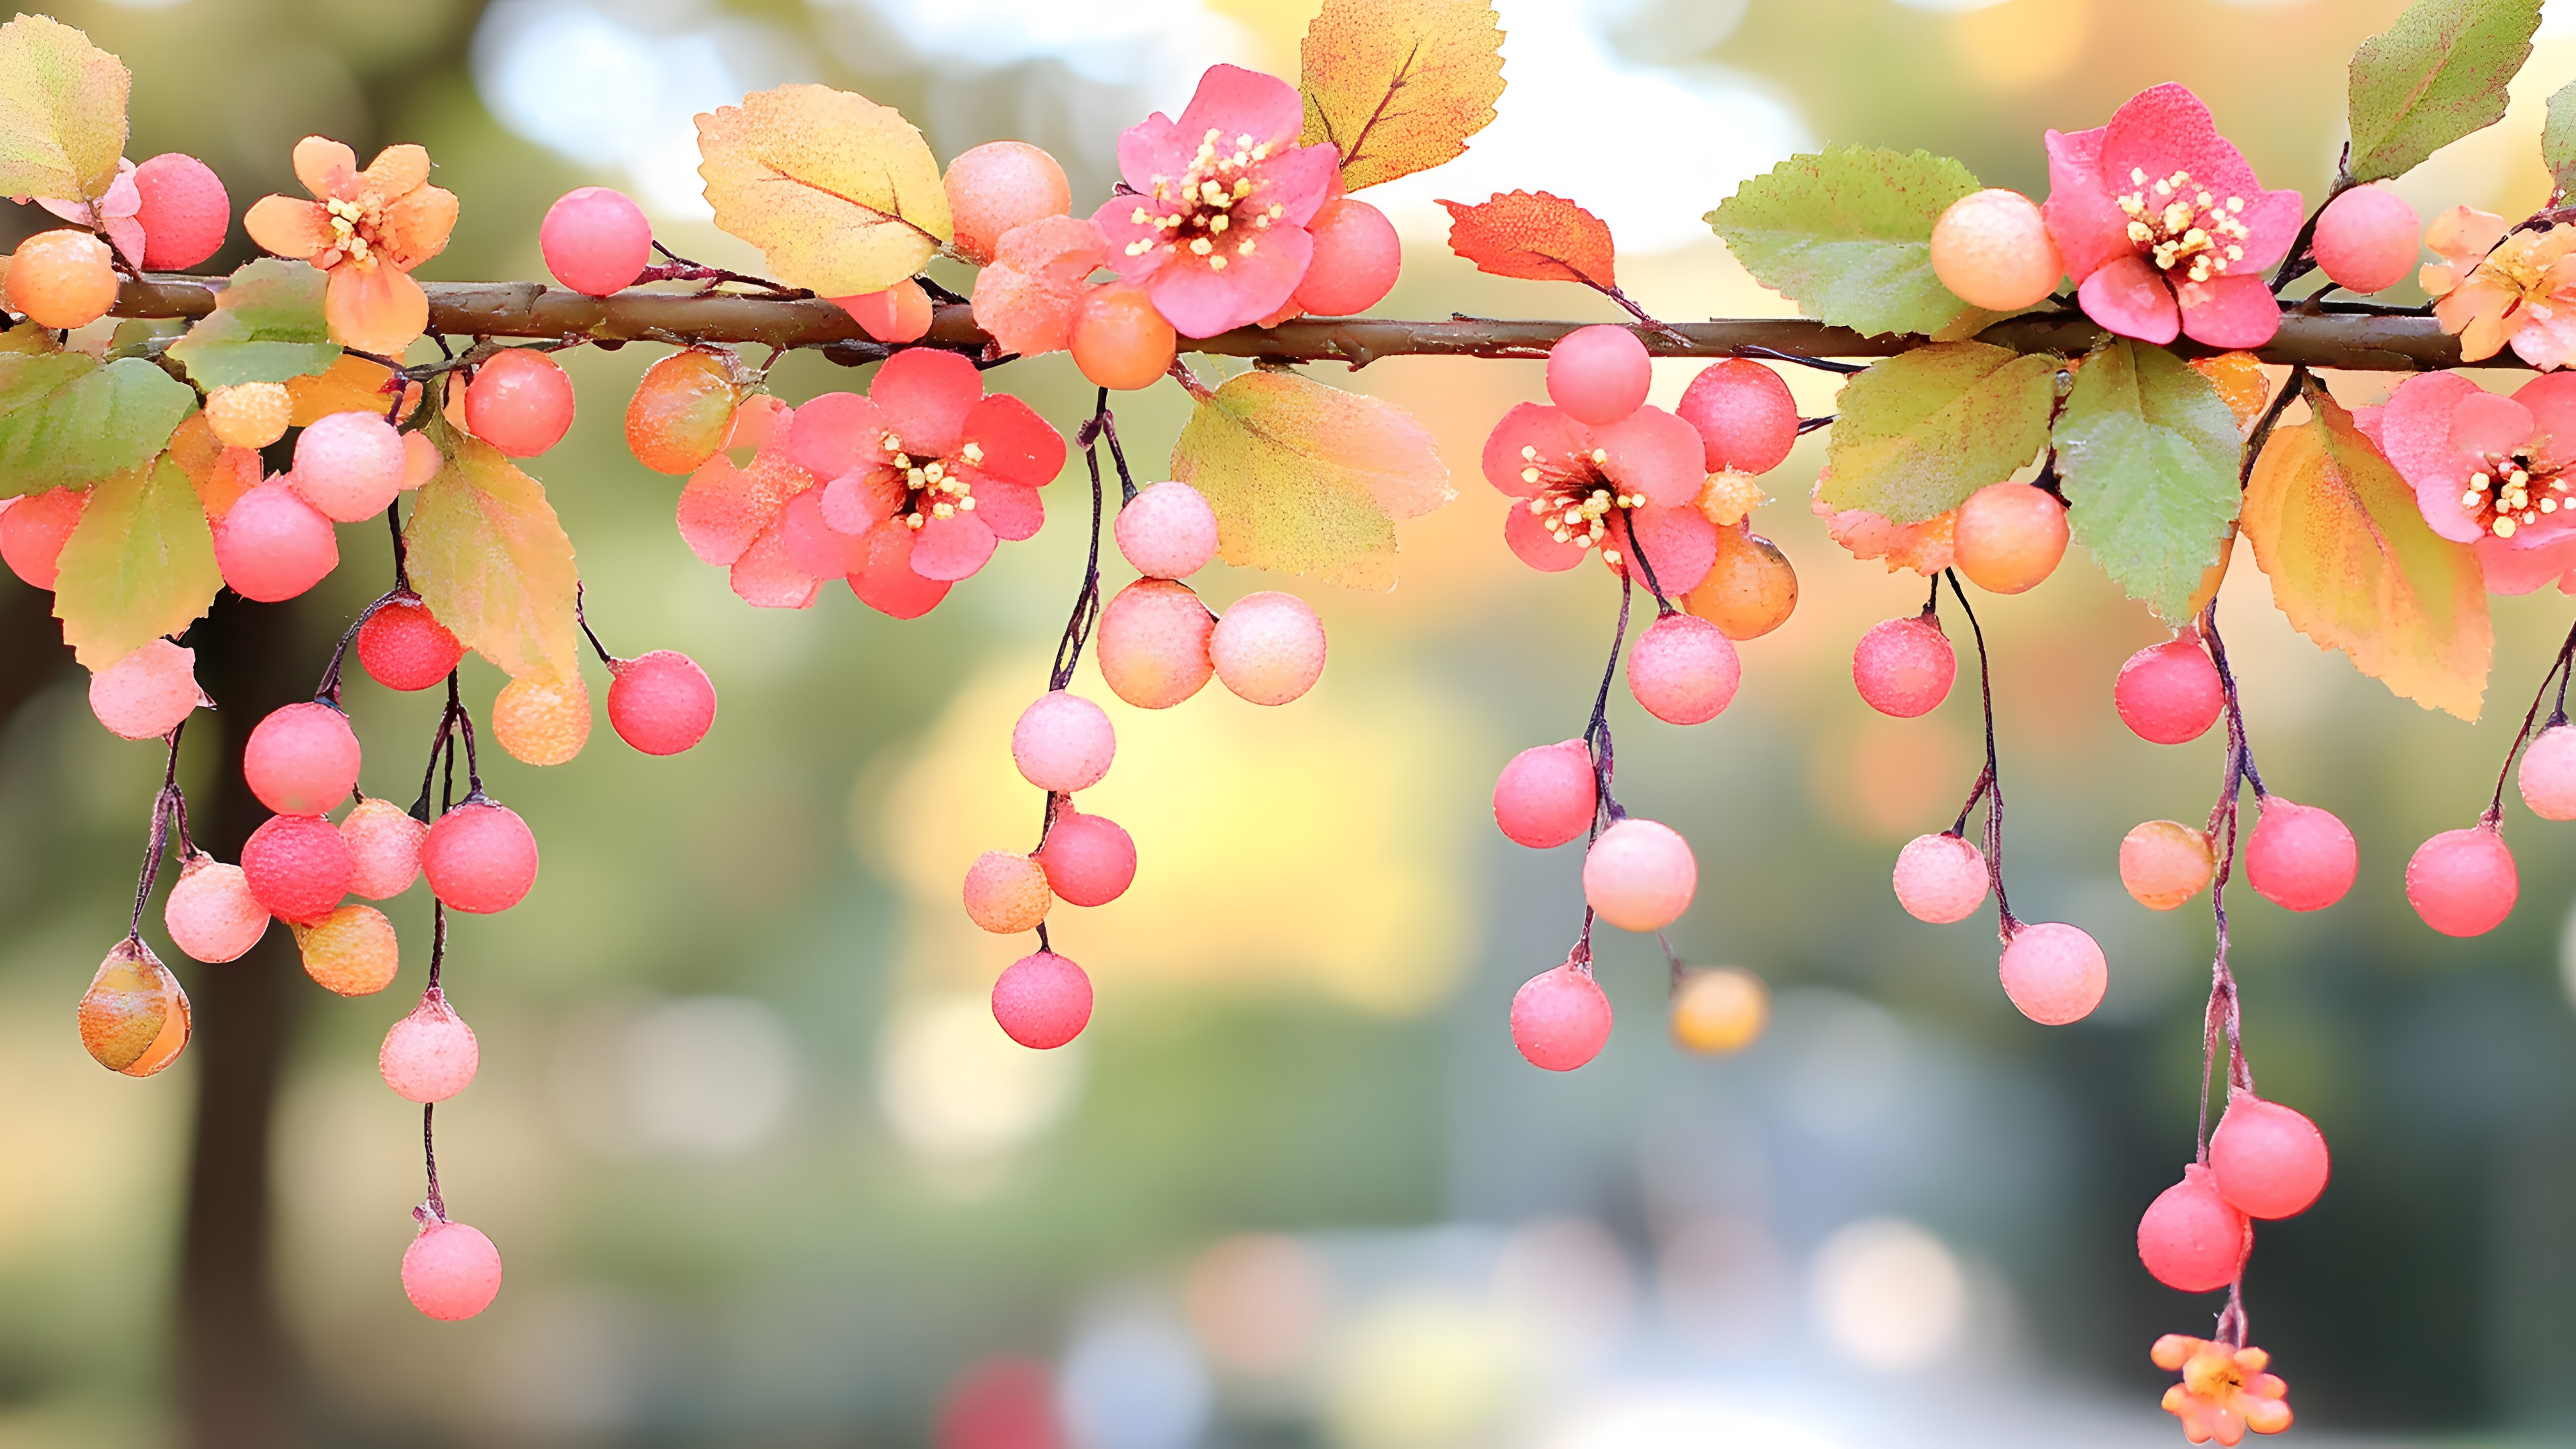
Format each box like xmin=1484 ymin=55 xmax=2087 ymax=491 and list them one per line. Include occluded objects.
xmin=245 ymin=138 xmax=459 ymax=356
xmin=1481 ymin=402 xmax=1715 ymax=592
xmin=36 ymin=158 xmax=143 ymax=266
xmin=785 ymin=350 xmax=1067 ymax=603
xmin=2418 ymin=206 xmax=2576 ymax=369
xmin=1812 ymin=476 xmax=1957 ymax=577
xmin=2361 ymin=374 xmax=2576 ymax=594
xmin=2043 ymin=84 xmax=2302 ymax=348
xmin=1092 ymin=64 xmax=1339 ymax=337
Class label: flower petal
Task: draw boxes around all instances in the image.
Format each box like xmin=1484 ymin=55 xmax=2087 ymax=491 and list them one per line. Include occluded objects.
xmin=2424 ymin=205 xmax=2508 ymax=272
xmin=2076 ymin=254 xmax=2180 ymax=343
xmin=869 ymin=348 xmax=982 ymax=459
xmin=292 ymin=136 xmax=360 ymax=201
xmin=1482 ymin=402 xmax=1594 ymax=498
xmin=2516 ymin=371 xmax=2576 ymax=471
xmin=2510 ymin=305 xmax=2576 ymax=372
xmin=2100 ymin=83 xmax=2261 ymax=210
xmin=909 ymin=511 xmax=997 ymax=580
xmin=777 ymin=488 xmax=871 ymax=578
xmin=1173 ymin=64 xmax=1305 ymax=152
xmin=1611 ymin=502 xmax=1717 ymax=594
xmin=244 ymin=196 xmax=333 ymax=260
xmin=1093 ymin=194 xmax=1173 ymax=286
xmin=2228 ymin=186 xmax=2307 ymax=274
xmin=975 ymin=479 xmax=1045 ymax=541
xmin=2450 ymin=388 xmax=2534 ymax=461
xmin=851 ymin=521 xmax=951 ymax=619
xmin=1116 ymin=111 xmax=1194 ymax=197
xmin=376 ymin=183 xmax=458 ymax=271
xmin=1146 ymin=222 xmax=1315 ymax=337
xmin=1258 ymin=142 xmax=1340 ymax=229
xmin=2479 ymin=532 xmax=2576 ymax=593
xmin=959 ymin=393 xmax=1066 ymax=488
xmin=360 ymin=144 xmax=431 ymax=202
xmin=2042 ymin=123 xmax=2131 ymax=283
xmin=788 ymin=392 xmax=888 ymax=478
xmin=1595 ymin=405 xmax=1709 ymax=508
xmin=2381 ymin=370 xmax=2498 ymax=544
xmin=973 ymin=215 xmax=1114 ymax=356
xmin=820 ymin=468 xmax=902 ymax=534
xmin=2177 ymin=274 xmax=2280 ymax=349
xmin=1503 ymin=500 xmax=1586 ymax=572
xmin=730 ymin=517 xmax=823 ymax=608
xmin=324 ymin=264 xmax=428 ymax=356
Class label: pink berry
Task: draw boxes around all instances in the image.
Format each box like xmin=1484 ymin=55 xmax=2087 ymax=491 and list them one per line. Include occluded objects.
xmin=132 ymin=153 xmax=230 ymax=270
xmin=213 ymin=481 xmax=338 ymax=602
xmin=239 ymin=812 xmax=352 ymax=923
xmin=2405 ymin=823 xmax=2517 ymax=937
xmin=0 ymin=486 xmax=83 ymax=589
xmin=2207 ymin=1088 xmax=2330 ymax=1220
xmin=422 ymin=799 xmax=539 ymax=914
xmin=341 ymin=796 xmax=427 ymax=901
xmin=2136 ymin=1163 xmax=2251 ymax=1293
xmin=1095 ymin=580 xmax=1215 ymax=710
xmin=2310 ymin=183 xmax=2420 ymax=296
xmin=1011 ymin=690 xmax=1116 ymax=790
xmin=1291 ymin=197 xmax=1401 ymax=316
xmin=89 ymin=639 xmax=204 ymax=739
xmin=1582 ymin=818 xmax=1696 ymax=932
xmin=464 ymin=350 xmax=575 ymax=457
xmin=1928 ymin=188 xmax=2062 ymax=311
xmin=2522 ymin=724 xmax=2576 ymax=820
xmin=242 ymin=701 xmax=362 ymax=815
xmin=2114 ymin=639 xmax=2222 ymax=744
xmin=1676 ymin=359 xmax=1796 ymax=475
xmin=1851 ymin=616 xmax=1954 ymax=718
xmin=402 ymin=1219 xmax=502 ymax=1321
xmin=943 ymin=141 xmax=1073 ymax=266
xmin=2244 ymin=798 xmax=2357 ymax=912
xmin=1996 ymin=921 xmax=2106 ymax=1025
xmin=1493 ymin=740 xmax=1597 ymax=849
xmin=1114 ymin=480 xmax=1220 ymax=580
xmin=1510 ymin=960 xmax=1613 ymax=1071
xmin=290 ymin=412 xmax=407 ymax=523
xmin=1034 ymin=808 xmax=1136 ymax=907
xmin=835 ymin=280 xmax=934 ymax=343
xmin=164 ymin=854 xmax=270 ymax=964
xmin=607 ymin=650 xmax=716 ymax=755
xmin=357 ymin=596 xmax=466 ymax=692
xmin=1210 ymin=590 xmax=1326 ymax=706
xmin=539 ymin=186 xmax=652 ymax=297
xmin=1892 ymin=831 xmax=1988 ymax=924
xmin=380 ymin=988 xmax=480 ymax=1104
xmin=991 ymin=950 xmax=1093 ymax=1049
xmin=1625 ymin=612 xmax=1739 ymax=724
xmin=1546 ymin=325 xmax=1652 ymax=426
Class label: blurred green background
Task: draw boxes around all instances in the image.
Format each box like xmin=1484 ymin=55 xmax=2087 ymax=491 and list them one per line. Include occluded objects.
xmin=5 ymin=0 xmax=2576 ymax=1445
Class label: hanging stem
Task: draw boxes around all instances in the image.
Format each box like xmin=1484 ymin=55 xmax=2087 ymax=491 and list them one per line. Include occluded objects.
xmin=2487 ymin=614 xmax=2576 ymax=820
xmin=574 ymin=581 xmax=617 ymax=667
xmin=125 ymin=719 xmax=189 ymax=941
xmin=1940 ymin=571 xmax=2015 ymax=933
xmin=1572 ymin=566 xmax=1640 ymax=967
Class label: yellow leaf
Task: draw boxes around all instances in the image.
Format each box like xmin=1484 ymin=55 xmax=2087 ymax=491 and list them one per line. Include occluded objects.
xmin=0 ymin=14 xmax=127 ymax=202
xmin=1301 ymin=0 xmax=1505 ymax=191
xmin=51 ymin=457 xmax=219 ymax=668
xmin=695 ymin=83 xmax=951 ymax=297
xmin=286 ymin=352 xmax=417 ymax=427
xmin=2242 ymin=383 xmax=2490 ymax=719
xmin=1169 ymin=370 xmax=1452 ymax=592
xmin=404 ymin=428 xmax=580 ymax=682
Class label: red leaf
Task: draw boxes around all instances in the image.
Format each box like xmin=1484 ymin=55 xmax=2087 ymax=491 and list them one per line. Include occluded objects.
xmin=1437 ymin=191 xmax=1617 ymax=290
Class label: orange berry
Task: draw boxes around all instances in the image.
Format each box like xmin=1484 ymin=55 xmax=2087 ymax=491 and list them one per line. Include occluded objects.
xmin=2121 ymin=820 xmax=2215 ymax=911
xmin=837 ymin=278 xmax=933 ymax=343
xmin=207 ymin=382 xmax=294 ymax=449
xmin=492 ymin=672 xmax=592 ymax=766
xmin=1929 ymin=189 xmax=2061 ymax=311
xmin=7 ymin=229 xmax=119 ymax=329
xmin=1681 ymin=526 xmax=1798 ymax=640
xmin=1669 ymin=967 xmax=1767 ymax=1053
xmin=1952 ymin=481 xmax=2069 ymax=594
xmin=1069 ymin=282 xmax=1177 ymax=390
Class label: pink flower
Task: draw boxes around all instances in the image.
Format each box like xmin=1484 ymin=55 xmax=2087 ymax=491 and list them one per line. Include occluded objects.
xmin=1091 ymin=64 xmax=1339 ymax=338
xmin=36 ymin=158 xmax=143 ymax=266
xmin=1481 ymin=402 xmax=1716 ymax=592
xmin=2043 ymin=84 xmax=2302 ymax=348
xmin=2367 ymin=370 xmax=2576 ymax=594
xmin=1811 ymin=484 xmax=1957 ymax=576
xmin=784 ymin=350 xmax=1066 ymax=613
xmin=2418 ymin=205 xmax=2576 ymax=368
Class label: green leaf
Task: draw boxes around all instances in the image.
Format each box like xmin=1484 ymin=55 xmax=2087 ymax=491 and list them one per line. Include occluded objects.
xmin=2347 ymin=0 xmax=2541 ymax=184
xmin=164 ymin=260 xmax=343 ymax=388
xmin=1169 ymin=370 xmax=1452 ymax=592
xmin=1706 ymin=144 xmax=1994 ymax=339
xmin=1821 ymin=342 xmax=2055 ymax=524
xmin=2544 ymin=78 xmax=2576 ymax=201
xmin=2053 ymin=339 xmax=2243 ymax=622
xmin=49 ymin=458 xmax=219 ymax=669
xmin=105 ymin=317 xmax=186 ymax=361
xmin=0 ymin=352 xmax=196 ymax=498
xmin=405 ymin=427 xmax=581 ymax=681
xmin=0 ymin=14 xmax=129 ymax=202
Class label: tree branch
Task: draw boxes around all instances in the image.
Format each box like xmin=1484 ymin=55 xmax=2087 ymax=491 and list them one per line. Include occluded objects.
xmin=110 ymin=278 xmax=2493 ymax=372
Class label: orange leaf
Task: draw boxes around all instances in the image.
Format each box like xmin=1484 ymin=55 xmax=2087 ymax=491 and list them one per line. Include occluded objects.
xmin=403 ymin=426 xmax=580 ymax=682
xmin=1437 ymin=191 xmax=1615 ymax=290
xmin=2241 ymin=382 xmax=2489 ymax=719
xmin=285 ymin=353 xmax=417 ymax=427
xmin=1299 ymin=0 xmax=1505 ymax=192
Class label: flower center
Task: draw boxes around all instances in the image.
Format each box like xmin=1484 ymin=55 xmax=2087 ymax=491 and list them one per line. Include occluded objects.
xmin=881 ymin=431 xmax=985 ymax=529
xmin=1517 ymin=443 xmax=1646 ymax=564
xmin=2116 ymin=168 xmax=2251 ymax=286
xmin=1122 ymin=129 xmax=1287 ymax=274
xmin=322 ymin=195 xmax=389 ymax=269
xmin=2459 ymin=447 xmax=2567 ymax=539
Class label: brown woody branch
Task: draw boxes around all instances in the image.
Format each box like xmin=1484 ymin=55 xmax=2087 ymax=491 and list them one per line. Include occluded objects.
xmin=110 ymin=278 xmax=2492 ymax=372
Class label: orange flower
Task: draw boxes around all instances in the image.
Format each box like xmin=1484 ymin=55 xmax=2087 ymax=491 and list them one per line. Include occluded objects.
xmin=2153 ymin=1334 xmax=2292 ymax=1446
xmin=244 ymin=137 xmax=458 ymax=357
xmin=2420 ymin=205 xmax=2576 ymax=368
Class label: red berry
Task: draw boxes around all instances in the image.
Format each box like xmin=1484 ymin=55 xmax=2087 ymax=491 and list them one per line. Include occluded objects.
xmin=422 ymin=799 xmax=539 ymax=914
xmin=1851 ymin=616 xmax=1954 ymax=718
xmin=540 ymin=186 xmax=652 ymax=297
xmin=464 ymin=350 xmax=576 ymax=457
xmin=0 ymin=486 xmax=85 ymax=589
xmin=1676 ymin=359 xmax=1796 ymax=474
xmin=1511 ymin=961 xmax=1613 ymax=1071
xmin=991 ymin=950 xmax=1093 ymax=1049
xmin=2311 ymin=184 xmax=2420 ymax=296
xmin=2137 ymin=1163 xmax=2251 ymax=1293
xmin=357 ymin=596 xmax=466 ymax=692
xmin=132 ymin=153 xmax=231 ymax=270
xmin=2244 ymin=798 xmax=2356 ymax=912
xmin=1291 ymin=197 xmax=1401 ymax=317
xmin=212 ymin=481 xmax=337 ymax=602
xmin=607 ymin=650 xmax=717 ymax=755
xmin=2114 ymin=639 xmax=2222 ymax=744
xmin=2207 ymin=1089 xmax=2330 ymax=1220
xmin=1892 ymin=831 xmax=1987 ymax=924
xmin=402 ymin=1219 xmax=502 ymax=1321
xmin=1996 ymin=921 xmax=2106 ymax=1025
xmin=943 ymin=141 xmax=1073 ymax=266
xmin=1493 ymin=740 xmax=1596 ymax=849
xmin=1034 ymin=809 xmax=1136 ymax=907
xmin=1545 ymin=325 xmax=1651 ymax=426
xmin=242 ymin=701 xmax=362 ymax=815
xmin=2404 ymin=822 xmax=2517 ymax=937
xmin=240 ymin=812 xmax=353 ymax=922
